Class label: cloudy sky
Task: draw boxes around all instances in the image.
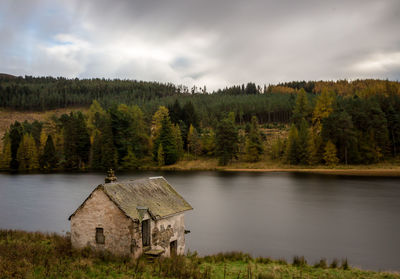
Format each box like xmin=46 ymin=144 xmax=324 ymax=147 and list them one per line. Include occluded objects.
xmin=1 ymin=0 xmax=399 ymax=90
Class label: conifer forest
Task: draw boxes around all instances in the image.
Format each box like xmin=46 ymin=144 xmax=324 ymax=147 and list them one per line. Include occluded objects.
xmin=1 ymin=75 xmax=400 ymax=171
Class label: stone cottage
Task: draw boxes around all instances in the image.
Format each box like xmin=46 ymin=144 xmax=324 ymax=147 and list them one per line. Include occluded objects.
xmin=68 ymin=173 xmax=193 ymax=258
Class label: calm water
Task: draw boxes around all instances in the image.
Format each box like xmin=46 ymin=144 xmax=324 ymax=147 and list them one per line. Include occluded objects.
xmin=0 ymin=171 xmax=399 ymax=271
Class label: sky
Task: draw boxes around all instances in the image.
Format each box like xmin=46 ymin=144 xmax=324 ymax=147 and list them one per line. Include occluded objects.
xmin=0 ymin=0 xmax=399 ymax=90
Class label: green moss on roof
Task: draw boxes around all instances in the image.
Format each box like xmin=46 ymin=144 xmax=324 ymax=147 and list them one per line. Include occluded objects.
xmin=101 ymin=177 xmax=192 ymax=221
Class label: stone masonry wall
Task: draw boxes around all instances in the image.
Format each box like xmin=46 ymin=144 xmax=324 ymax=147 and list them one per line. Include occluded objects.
xmin=70 ymin=189 xmax=134 ymax=256
xmin=70 ymin=188 xmax=188 ymax=258
xmin=150 ymin=213 xmax=186 ymax=256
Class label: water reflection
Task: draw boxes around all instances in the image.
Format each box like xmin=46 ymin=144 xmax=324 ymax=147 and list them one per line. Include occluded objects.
xmin=0 ymin=171 xmax=399 ymax=271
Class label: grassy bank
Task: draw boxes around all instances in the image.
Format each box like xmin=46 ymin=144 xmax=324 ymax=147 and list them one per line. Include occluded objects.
xmin=143 ymin=158 xmax=400 ymax=176
xmin=0 ymin=230 xmax=398 ymax=278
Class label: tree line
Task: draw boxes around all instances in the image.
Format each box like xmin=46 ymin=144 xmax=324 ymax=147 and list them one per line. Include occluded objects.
xmin=0 ymin=100 xmax=257 ymax=170
xmin=0 ymin=77 xmax=399 ymax=170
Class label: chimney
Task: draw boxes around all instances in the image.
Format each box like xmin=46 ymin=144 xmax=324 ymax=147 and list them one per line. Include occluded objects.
xmin=105 ymin=169 xmax=117 ymax=183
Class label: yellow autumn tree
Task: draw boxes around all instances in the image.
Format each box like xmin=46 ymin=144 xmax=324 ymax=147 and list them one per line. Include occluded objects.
xmin=17 ymin=134 xmax=40 ymax=170
xmin=312 ymin=89 xmax=336 ymax=130
xmin=0 ymin=137 xmax=12 ymax=170
xmin=152 ymin=106 xmax=170 ymax=139
xmin=323 ymin=140 xmax=339 ymax=166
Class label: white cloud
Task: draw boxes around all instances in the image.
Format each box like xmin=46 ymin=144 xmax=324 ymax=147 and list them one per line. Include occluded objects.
xmin=352 ymin=52 xmax=400 ymax=73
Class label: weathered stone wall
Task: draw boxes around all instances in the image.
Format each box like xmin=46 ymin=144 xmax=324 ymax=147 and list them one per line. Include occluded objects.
xmin=150 ymin=213 xmax=186 ymax=256
xmin=70 ymin=189 xmax=135 ymax=256
xmin=70 ymin=188 xmax=188 ymax=258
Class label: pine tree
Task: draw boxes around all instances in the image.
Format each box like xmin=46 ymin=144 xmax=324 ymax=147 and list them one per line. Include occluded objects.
xmin=307 ymin=130 xmax=321 ymax=165
xmin=292 ymin=88 xmax=311 ymax=126
xmin=9 ymin=121 xmax=23 ymax=170
xmin=62 ymin=112 xmax=91 ymax=169
xmin=172 ymin=124 xmax=184 ymax=159
xmin=216 ymin=114 xmax=238 ymax=165
xmin=100 ymin=118 xmax=118 ymax=170
xmin=41 ymin=135 xmax=57 ymax=169
xmin=154 ymin=116 xmax=178 ymax=165
xmin=90 ymin=130 xmax=103 ymax=170
xmin=157 ymin=144 xmax=165 ymax=166
xmin=201 ymin=128 xmax=216 ymax=156
xmin=297 ymin=119 xmax=309 ymax=165
xmin=323 ymin=140 xmax=339 ymax=166
xmin=285 ymin=125 xmax=299 ymax=164
xmin=187 ymin=124 xmax=201 ymax=158
xmin=245 ymin=116 xmax=264 ymax=162
xmin=270 ymin=137 xmax=284 ymax=161
xmin=121 ymin=147 xmax=139 ymax=169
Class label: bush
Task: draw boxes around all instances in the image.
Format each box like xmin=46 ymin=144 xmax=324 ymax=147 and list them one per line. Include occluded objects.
xmin=292 ymin=255 xmax=307 ymax=267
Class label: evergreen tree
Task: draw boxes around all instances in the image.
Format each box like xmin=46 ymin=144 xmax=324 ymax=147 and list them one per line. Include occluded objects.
xmin=322 ymin=110 xmax=356 ymax=164
xmin=41 ymin=135 xmax=57 ymax=169
xmin=154 ymin=116 xmax=178 ymax=165
xmin=270 ymin=137 xmax=285 ymax=161
xmin=307 ymin=130 xmax=321 ymax=165
xmin=121 ymin=147 xmax=139 ymax=169
xmin=169 ymin=99 xmax=182 ymax=124
xmin=100 ymin=116 xmax=118 ymax=170
xmin=245 ymin=116 xmax=264 ymax=162
xmin=172 ymin=124 xmax=184 ymax=159
xmin=157 ymin=144 xmax=165 ymax=166
xmin=187 ymin=124 xmax=201 ymax=158
xmin=292 ymin=88 xmax=311 ymax=126
xmin=285 ymin=125 xmax=299 ymax=164
xmin=61 ymin=112 xmax=91 ymax=169
xmin=89 ymin=130 xmax=101 ymax=169
xmin=215 ymin=114 xmax=238 ymax=165
xmin=9 ymin=121 xmax=23 ymax=170
xmin=323 ymin=140 xmax=339 ymax=166
xmin=201 ymin=128 xmax=216 ymax=156
xmin=296 ymin=119 xmax=309 ymax=164
xmin=182 ymin=101 xmax=199 ymax=128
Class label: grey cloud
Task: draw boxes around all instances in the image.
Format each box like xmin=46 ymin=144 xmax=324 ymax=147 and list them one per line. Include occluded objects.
xmin=0 ymin=0 xmax=399 ymax=88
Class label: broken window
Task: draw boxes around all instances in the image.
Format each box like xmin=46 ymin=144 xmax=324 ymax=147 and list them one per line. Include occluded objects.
xmin=96 ymin=228 xmax=105 ymax=244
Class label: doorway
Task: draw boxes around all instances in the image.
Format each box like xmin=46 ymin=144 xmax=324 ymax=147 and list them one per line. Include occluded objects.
xmin=170 ymin=240 xmax=177 ymax=256
xmin=142 ymin=220 xmax=150 ymax=247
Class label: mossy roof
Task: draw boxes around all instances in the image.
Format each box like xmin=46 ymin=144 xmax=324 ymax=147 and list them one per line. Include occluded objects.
xmin=69 ymin=177 xmax=192 ymax=221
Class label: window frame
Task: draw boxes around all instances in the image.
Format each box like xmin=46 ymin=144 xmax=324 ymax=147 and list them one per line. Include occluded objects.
xmin=95 ymin=227 xmax=105 ymax=244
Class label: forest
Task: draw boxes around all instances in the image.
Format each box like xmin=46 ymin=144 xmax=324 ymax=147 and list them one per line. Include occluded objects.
xmin=0 ymin=75 xmax=400 ymax=171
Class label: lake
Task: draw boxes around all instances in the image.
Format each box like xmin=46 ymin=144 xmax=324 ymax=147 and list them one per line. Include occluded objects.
xmin=0 ymin=171 xmax=399 ymax=271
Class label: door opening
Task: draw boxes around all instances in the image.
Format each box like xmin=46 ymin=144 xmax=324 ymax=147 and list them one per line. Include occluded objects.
xmin=142 ymin=219 xmax=150 ymax=247
xmin=170 ymin=240 xmax=177 ymax=256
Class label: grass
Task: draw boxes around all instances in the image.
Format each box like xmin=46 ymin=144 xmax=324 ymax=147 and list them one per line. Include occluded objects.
xmin=0 ymin=230 xmax=399 ymax=278
xmin=144 ymin=157 xmax=400 ymax=176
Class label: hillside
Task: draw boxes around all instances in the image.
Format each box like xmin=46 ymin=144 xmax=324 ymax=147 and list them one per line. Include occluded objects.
xmin=0 ymin=108 xmax=87 ymax=148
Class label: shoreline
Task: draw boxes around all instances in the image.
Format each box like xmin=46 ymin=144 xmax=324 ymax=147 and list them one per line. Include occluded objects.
xmin=223 ymin=168 xmax=400 ymax=176
xmin=144 ymin=159 xmax=400 ymax=176
xmin=1 ymin=160 xmax=400 ymax=177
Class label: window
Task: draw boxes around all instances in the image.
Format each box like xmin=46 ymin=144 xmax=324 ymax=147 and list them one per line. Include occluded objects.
xmin=96 ymin=228 xmax=105 ymax=244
